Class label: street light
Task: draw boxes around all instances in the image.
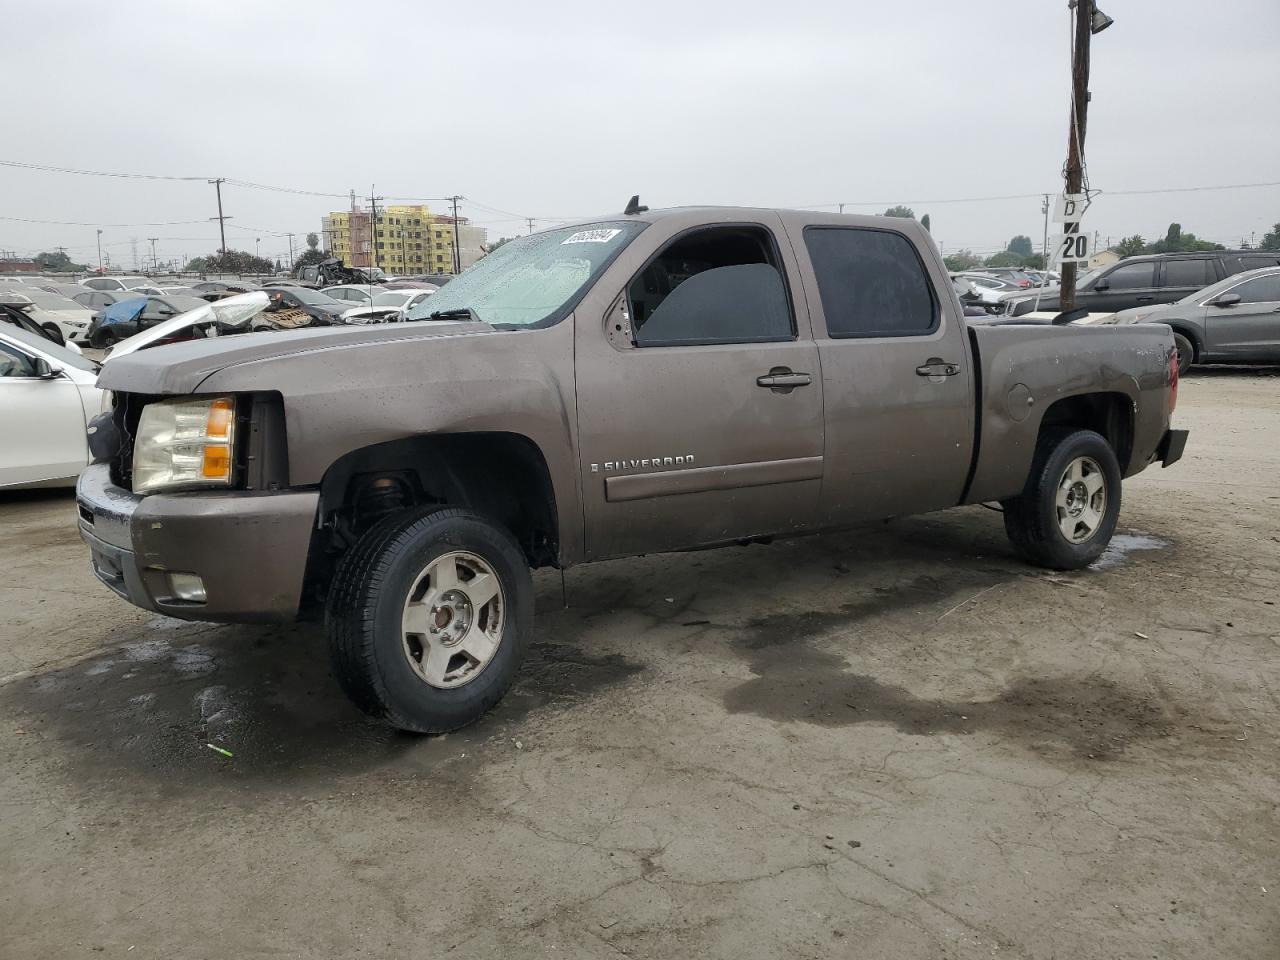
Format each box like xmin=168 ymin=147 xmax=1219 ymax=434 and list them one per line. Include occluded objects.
xmin=96 ymin=229 xmax=103 ymax=274
xmin=1090 ymin=6 xmax=1114 ymax=33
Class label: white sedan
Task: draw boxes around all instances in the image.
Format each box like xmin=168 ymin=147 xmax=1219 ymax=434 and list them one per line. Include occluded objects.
xmin=0 ymin=325 xmax=105 ymax=489
xmin=0 ymin=289 xmax=98 ymax=344
xmin=341 ymin=288 xmax=436 ymax=323
xmin=320 ymin=283 xmax=387 ymax=305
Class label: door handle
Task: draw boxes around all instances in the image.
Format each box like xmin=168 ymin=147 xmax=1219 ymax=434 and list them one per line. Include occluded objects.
xmin=756 ymin=367 xmax=812 ymax=392
xmin=915 ymin=358 xmax=960 ymax=378
xmin=1136 ymin=296 xmax=1155 ymax=303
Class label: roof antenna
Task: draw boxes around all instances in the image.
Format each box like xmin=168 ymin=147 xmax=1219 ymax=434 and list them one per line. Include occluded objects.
xmin=624 ymin=194 xmax=648 ymax=216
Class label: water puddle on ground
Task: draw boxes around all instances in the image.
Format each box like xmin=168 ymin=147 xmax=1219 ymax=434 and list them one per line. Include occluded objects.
xmin=1089 ymin=532 xmax=1170 ymax=571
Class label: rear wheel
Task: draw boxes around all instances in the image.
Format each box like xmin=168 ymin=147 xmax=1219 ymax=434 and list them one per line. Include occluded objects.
xmin=1002 ymin=428 xmax=1122 ymax=570
xmin=326 ymin=506 xmax=532 ymax=733
xmin=1172 ymin=332 xmax=1194 ymax=376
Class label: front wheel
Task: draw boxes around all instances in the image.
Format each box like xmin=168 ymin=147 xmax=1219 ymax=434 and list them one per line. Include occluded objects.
xmin=326 ymin=506 xmax=532 ymax=733
xmin=1002 ymin=428 xmax=1122 ymax=570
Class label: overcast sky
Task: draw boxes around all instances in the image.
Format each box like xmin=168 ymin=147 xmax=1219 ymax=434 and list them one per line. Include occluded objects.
xmin=3 ymin=0 xmax=1278 ymax=268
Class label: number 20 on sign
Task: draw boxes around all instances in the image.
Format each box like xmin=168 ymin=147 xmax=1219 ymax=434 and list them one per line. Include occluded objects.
xmin=1052 ymin=231 xmax=1091 ymax=265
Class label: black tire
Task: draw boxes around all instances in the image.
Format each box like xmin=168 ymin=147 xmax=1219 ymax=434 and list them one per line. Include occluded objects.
xmin=89 ymin=328 xmax=113 ymax=350
xmin=325 ymin=506 xmax=532 ymax=733
xmin=1172 ymin=332 xmax=1194 ymax=376
xmin=1002 ymin=428 xmax=1122 ymax=570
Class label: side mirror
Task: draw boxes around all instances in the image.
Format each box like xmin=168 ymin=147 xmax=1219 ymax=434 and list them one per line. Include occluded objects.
xmin=1212 ymin=292 xmax=1241 ymax=308
xmin=1093 ymin=278 xmax=1110 ymax=291
xmin=32 ymin=358 xmax=59 ymax=379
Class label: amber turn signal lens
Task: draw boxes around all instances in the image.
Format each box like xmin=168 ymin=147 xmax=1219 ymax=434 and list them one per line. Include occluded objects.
xmin=206 ymin=398 xmax=234 ymax=441
xmin=201 ymin=444 xmax=232 ymax=480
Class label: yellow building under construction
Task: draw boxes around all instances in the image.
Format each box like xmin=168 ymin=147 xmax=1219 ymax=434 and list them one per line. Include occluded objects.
xmin=321 ymin=204 xmax=487 ymax=276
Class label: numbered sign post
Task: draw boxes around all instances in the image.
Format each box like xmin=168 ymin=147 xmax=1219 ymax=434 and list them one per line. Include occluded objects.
xmin=1051 ymin=230 xmax=1091 ymax=265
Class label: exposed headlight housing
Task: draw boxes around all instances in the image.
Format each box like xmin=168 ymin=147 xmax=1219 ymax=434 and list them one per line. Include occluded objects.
xmin=132 ymin=397 xmax=236 ymax=493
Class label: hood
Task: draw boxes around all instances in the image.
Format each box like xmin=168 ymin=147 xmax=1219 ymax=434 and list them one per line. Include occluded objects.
xmin=98 ymin=318 xmax=494 ymax=394
xmin=1111 ymin=303 xmax=1179 ymax=325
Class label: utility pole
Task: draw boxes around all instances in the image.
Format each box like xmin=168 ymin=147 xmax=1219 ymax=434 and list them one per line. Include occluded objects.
xmin=449 ymin=195 xmax=462 ymax=274
xmin=1041 ymin=193 xmax=1051 ymax=269
xmin=208 ymin=178 xmax=229 ymax=254
xmin=1059 ymin=0 xmax=1111 ymax=311
xmin=147 ymin=237 xmax=159 ymax=273
xmin=838 ymin=203 xmax=845 ymax=214
xmin=526 ymin=217 xmax=535 ymax=235
xmin=255 ymin=238 xmax=261 ymax=261
xmin=368 ymin=186 xmax=385 ymax=270
xmin=286 ymin=233 xmax=296 ymax=271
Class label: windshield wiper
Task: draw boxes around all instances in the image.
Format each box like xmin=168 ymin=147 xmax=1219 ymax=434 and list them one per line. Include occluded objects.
xmin=427 ymin=307 xmax=482 ymax=322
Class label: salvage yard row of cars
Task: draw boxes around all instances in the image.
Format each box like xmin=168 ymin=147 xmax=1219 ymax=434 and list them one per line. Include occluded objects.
xmin=954 ymin=249 xmax=1280 ymax=372
xmin=0 ymin=270 xmax=445 ymax=351
xmin=0 ymin=267 xmax=445 ymax=489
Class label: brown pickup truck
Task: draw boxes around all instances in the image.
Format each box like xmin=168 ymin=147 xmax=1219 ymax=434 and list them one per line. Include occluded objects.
xmin=77 ymin=205 xmax=1187 ymax=732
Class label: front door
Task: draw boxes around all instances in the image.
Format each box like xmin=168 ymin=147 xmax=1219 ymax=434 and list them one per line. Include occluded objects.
xmin=782 ymin=214 xmax=975 ymax=523
xmin=1083 ymin=260 xmax=1159 ymax=313
xmin=1205 ymin=272 xmax=1280 ymax=361
xmin=0 ymin=342 xmax=87 ymax=486
xmin=574 ymin=215 xmax=825 ymax=560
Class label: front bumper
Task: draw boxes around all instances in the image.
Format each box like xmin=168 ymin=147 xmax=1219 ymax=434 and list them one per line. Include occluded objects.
xmin=76 ymin=463 xmax=319 ymax=623
xmin=1157 ymin=429 xmax=1189 ymax=468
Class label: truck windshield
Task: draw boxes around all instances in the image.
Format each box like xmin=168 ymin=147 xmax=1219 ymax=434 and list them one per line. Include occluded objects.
xmin=404 ymin=221 xmax=644 ymax=327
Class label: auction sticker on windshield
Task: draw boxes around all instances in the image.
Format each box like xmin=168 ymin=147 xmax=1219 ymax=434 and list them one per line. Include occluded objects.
xmin=562 ymin=229 xmax=623 ymax=244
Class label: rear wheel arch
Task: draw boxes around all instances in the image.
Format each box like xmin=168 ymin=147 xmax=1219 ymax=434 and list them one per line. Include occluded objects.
xmin=1036 ymin=391 xmax=1134 ymax=473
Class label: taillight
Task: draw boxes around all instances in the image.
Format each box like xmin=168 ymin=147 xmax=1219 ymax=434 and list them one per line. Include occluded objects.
xmin=1168 ymin=347 xmax=1179 ymax=414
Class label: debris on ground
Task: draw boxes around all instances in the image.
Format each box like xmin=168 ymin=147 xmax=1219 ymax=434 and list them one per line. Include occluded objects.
xmin=206 ymin=743 xmax=233 ymax=758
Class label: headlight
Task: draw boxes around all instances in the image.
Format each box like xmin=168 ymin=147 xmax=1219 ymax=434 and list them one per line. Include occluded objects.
xmin=133 ymin=397 xmax=236 ymax=493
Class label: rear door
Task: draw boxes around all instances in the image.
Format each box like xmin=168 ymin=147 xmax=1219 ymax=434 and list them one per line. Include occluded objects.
xmin=783 ymin=213 xmax=974 ymax=523
xmin=1158 ymin=257 xmax=1218 ymax=304
xmin=575 ymin=213 xmax=825 ymax=560
xmin=1205 ymin=273 xmax=1280 ymax=360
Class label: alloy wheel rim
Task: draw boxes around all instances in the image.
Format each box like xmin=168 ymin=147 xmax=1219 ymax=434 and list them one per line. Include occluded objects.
xmin=401 ymin=551 xmax=505 ymax=689
xmin=1055 ymin=456 xmax=1106 ymax=544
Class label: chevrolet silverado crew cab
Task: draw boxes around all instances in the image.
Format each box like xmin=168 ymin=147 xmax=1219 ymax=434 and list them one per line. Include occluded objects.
xmin=77 ymin=205 xmax=1188 ymax=732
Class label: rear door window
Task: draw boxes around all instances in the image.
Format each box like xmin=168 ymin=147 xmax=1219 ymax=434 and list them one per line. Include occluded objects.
xmin=1100 ymin=262 xmax=1155 ymax=290
xmin=804 ymin=227 xmax=938 ymax=338
xmin=1162 ymin=259 xmax=1214 ymax=288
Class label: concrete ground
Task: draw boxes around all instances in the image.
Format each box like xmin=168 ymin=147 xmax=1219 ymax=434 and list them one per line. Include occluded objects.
xmin=2 ymin=367 xmax=1277 ymax=960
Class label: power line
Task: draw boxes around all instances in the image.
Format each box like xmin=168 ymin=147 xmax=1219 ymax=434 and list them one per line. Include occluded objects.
xmin=0 ymin=215 xmax=210 ymax=227
xmin=1101 ymin=180 xmax=1280 ymax=197
xmin=0 ymin=159 xmax=205 ymax=181
xmin=794 ymin=180 xmax=1280 ymax=211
